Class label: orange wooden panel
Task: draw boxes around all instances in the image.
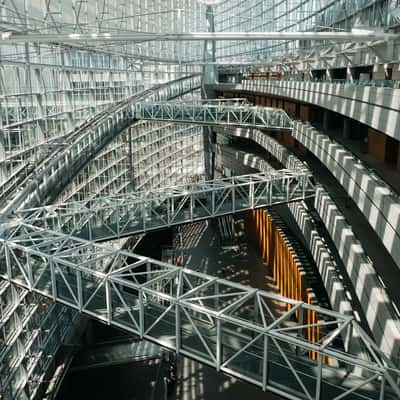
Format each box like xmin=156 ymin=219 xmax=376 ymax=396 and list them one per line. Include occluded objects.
xmin=368 ymin=128 xmax=386 ymax=161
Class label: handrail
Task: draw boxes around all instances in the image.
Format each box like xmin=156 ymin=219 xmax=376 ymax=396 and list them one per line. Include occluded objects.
xmin=243 ymin=77 xmax=400 ymax=89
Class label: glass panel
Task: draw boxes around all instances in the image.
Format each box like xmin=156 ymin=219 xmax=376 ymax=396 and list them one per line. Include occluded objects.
xmin=221 ymin=321 xmax=263 ymax=383
xmin=143 ymin=291 xmax=176 ymax=348
xmin=82 ymin=273 xmax=107 ymax=317
xmin=55 ymin=266 xmax=78 ymax=306
xmin=180 ymin=306 xmax=216 ymax=363
xmin=267 ymin=338 xmax=313 ymax=399
xmin=320 ymin=356 xmax=382 ymax=400
xmin=110 ymin=283 xmax=140 ymax=334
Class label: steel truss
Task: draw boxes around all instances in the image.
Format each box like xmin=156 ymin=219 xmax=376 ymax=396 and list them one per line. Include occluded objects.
xmin=2 ymin=31 xmax=397 ymax=44
xmin=57 ymin=122 xmax=204 ymax=203
xmin=0 ymin=222 xmax=399 ymax=400
xmin=213 ymin=0 xmax=397 ymax=67
xmin=0 ymin=75 xmax=203 ymax=399
xmin=17 ymin=171 xmax=314 ymax=242
xmin=0 ymin=0 xmax=206 ymax=64
xmin=2 ymin=75 xmax=202 ymax=215
xmin=135 ymin=100 xmax=293 ymax=131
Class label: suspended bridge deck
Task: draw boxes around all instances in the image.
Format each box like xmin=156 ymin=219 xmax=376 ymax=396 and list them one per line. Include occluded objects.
xmin=134 ymin=99 xmax=293 ymax=131
xmin=17 ymin=171 xmax=314 ymax=242
xmin=0 ymin=219 xmax=399 ymax=399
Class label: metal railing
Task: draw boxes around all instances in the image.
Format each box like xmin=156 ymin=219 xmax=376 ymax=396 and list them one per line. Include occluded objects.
xmin=0 ymin=223 xmax=399 ymax=400
xmin=16 ymin=171 xmax=314 ymax=241
xmin=1 ymin=75 xmax=202 ymax=216
xmin=244 ymin=77 xmax=400 ymax=89
xmin=135 ymin=100 xmax=293 ymax=131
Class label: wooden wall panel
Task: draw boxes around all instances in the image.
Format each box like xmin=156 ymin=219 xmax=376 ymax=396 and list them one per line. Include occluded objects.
xmin=368 ymin=128 xmax=386 ymax=161
xmin=248 ymin=209 xmax=323 ymax=351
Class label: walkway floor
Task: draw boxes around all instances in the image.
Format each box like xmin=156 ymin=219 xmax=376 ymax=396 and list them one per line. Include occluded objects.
xmin=178 ymin=219 xmax=278 ymax=291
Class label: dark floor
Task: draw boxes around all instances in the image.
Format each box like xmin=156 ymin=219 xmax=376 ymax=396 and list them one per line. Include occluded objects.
xmin=59 ymin=355 xmax=283 ymax=400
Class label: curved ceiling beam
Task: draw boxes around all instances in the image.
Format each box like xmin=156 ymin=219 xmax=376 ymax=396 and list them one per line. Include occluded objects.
xmin=1 ymin=31 xmax=398 ymax=44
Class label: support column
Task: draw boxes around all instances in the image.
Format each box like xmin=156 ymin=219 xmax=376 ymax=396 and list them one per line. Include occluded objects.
xmin=299 ymin=105 xmax=312 ymax=122
xmin=346 ymin=66 xmax=353 ymax=82
xmin=322 ymin=110 xmax=330 ymax=131
xmin=202 ymin=5 xmax=218 ymax=179
xmin=397 ymin=143 xmax=400 ymax=174
xmin=343 ymin=118 xmax=351 ymax=139
xmin=326 ymin=68 xmax=332 ymax=81
xmin=0 ymin=132 xmax=7 ymax=183
xmin=368 ymin=128 xmax=386 ymax=161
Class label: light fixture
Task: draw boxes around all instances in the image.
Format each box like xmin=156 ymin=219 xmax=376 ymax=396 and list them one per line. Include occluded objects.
xmin=1 ymin=31 xmax=12 ymax=40
xmin=196 ymin=0 xmax=224 ymax=5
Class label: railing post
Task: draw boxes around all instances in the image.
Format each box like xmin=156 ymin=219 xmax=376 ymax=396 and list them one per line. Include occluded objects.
xmin=250 ymin=182 xmax=254 ymax=209
xmin=190 ymin=193 xmax=194 ymax=221
xmin=315 ymin=357 xmax=323 ymax=400
xmin=49 ymin=258 xmax=57 ymax=301
xmin=105 ymin=279 xmax=112 ymax=325
xmin=26 ymin=254 xmax=33 ymax=290
xmin=268 ymin=181 xmax=272 ymax=205
xmin=345 ymin=322 xmax=353 ymax=352
xmin=216 ymin=319 xmax=221 ymax=371
xmin=262 ymin=335 xmax=269 ymax=391
xmin=212 ymin=189 xmax=215 ymax=216
xmin=286 ymin=177 xmax=290 ymax=203
xmin=176 ymin=302 xmax=181 ymax=354
xmin=88 ymin=214 xmax=92 ymax=241
xmin=296 ymin=307 xmax=304 ymax=356
xmin=4 ymin=242 xmax=12 ymax=281
xmin=116 ymin=205 xmax=120 ymax=237
xmin=142 ymin=202 xmax=146 ymax=232
xmin=76 ymin=269 xmax=83 ymax=312
xmin=380 ymin=376 xmax=386 ymax=400
xmin=139 ymin=288 xmax=144 ymax=339
xmin=231 ymin=186 xmax=235 ymax=213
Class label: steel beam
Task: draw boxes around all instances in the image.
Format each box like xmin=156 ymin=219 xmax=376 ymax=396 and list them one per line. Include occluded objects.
xmin=1 ymin=75 xmax=202 ymax=215
xmin=135 ymin=100 xmax=293 ymax=131
xmin=0 ymin=223 xmax=399 ymax=400
xmin=17 ymin=171 xmax=314 ymax=241
xmin=1 ymin=31 xmax=398 ymax=44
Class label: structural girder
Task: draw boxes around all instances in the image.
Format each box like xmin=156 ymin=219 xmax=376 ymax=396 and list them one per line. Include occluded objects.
xmin=2 ymin=75 xmax=202 ymax=215
xmin=1 ymin=31 xmax=398 ymax=44
xmin=17 ymin=171 xmax=313 ymax=241
xmin=0 ymin=223 xmax=399 ymax=400
xmin=135 ymin=100 xmax=293 ymax=131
